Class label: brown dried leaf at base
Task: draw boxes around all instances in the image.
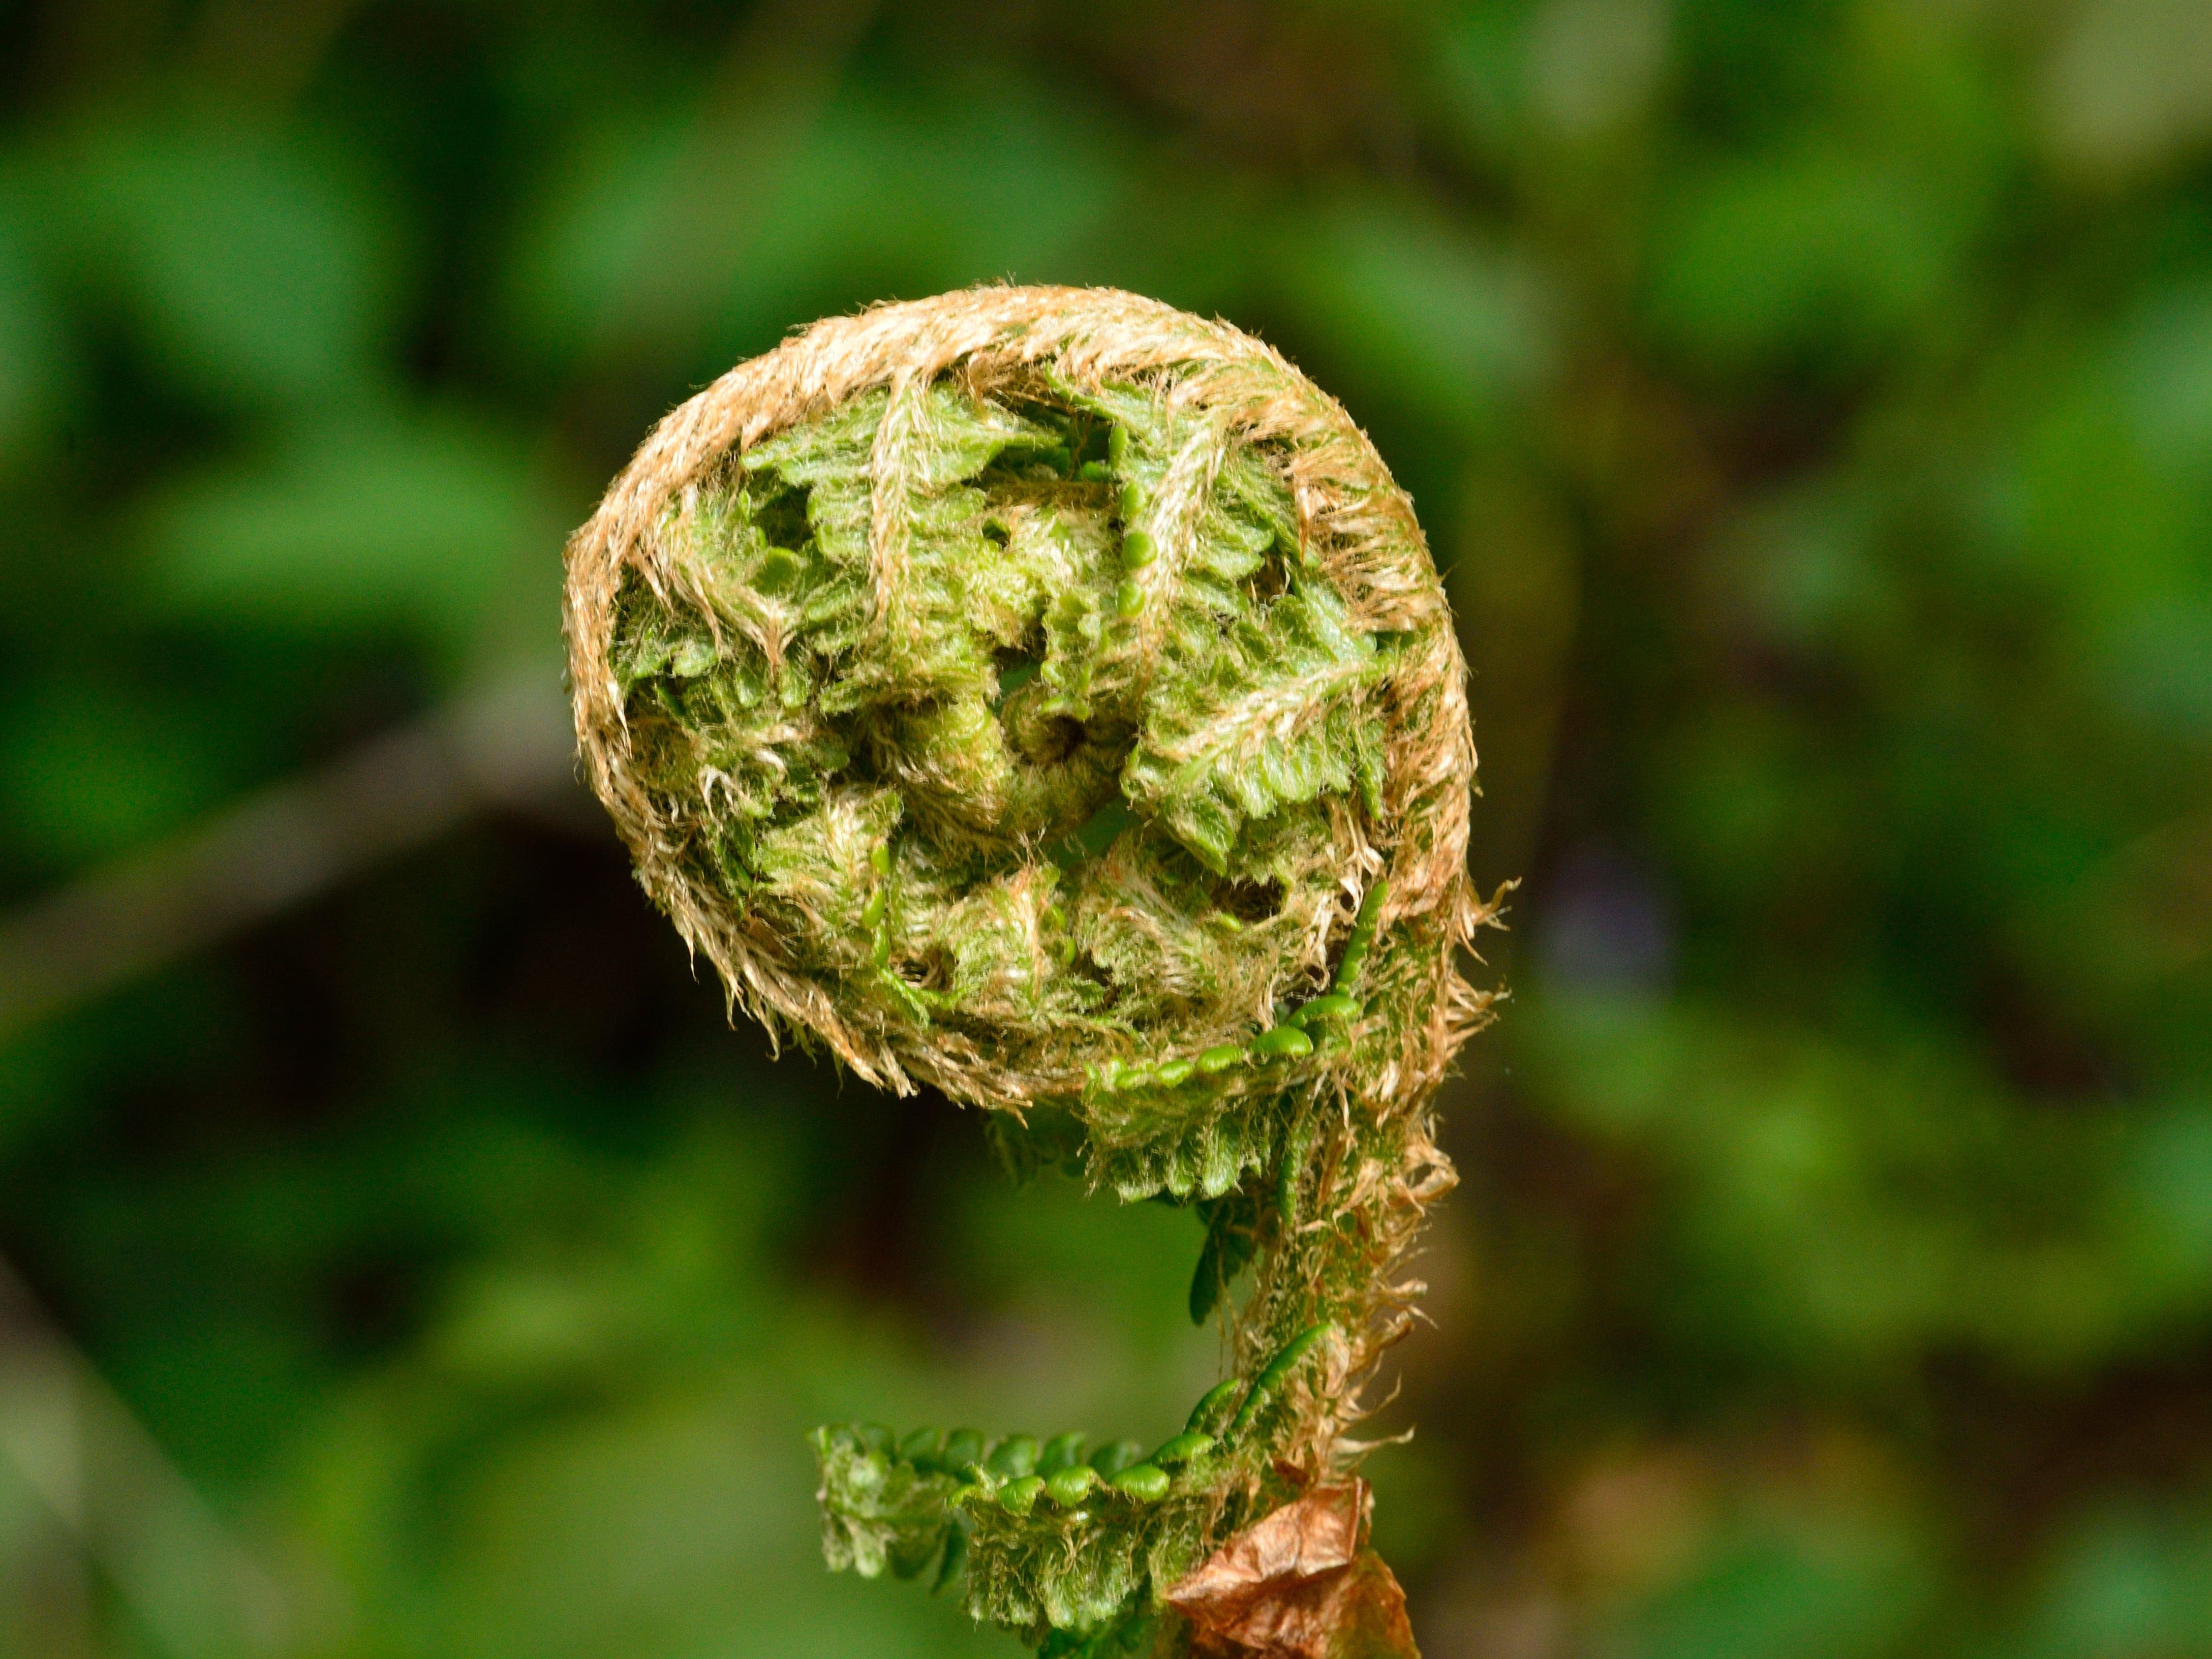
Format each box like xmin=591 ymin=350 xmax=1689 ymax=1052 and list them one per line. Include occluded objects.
xmin=1164 ymin=1482 xmax=1419 ymax=1659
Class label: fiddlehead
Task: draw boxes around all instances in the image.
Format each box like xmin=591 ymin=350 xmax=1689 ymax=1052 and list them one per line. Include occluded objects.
xmin=565 ymin=287 xmax=1495 ymax=1655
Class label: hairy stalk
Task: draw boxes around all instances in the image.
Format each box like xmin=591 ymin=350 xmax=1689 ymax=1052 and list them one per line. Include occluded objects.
xmin=565 ymin=287 xmax=1496 ymax=1656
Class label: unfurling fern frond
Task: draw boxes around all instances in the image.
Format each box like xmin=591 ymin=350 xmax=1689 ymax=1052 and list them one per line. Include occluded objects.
xmin=565 ymin=286 xmax=1499 ymax=1658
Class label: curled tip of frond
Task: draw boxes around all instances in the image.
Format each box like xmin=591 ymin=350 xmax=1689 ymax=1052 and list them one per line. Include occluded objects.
xmin=565 ymin=285 xmax=1477 ymax=1122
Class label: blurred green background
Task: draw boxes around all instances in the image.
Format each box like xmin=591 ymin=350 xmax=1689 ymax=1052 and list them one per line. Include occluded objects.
xmin=3 ymin=0 xmax=2211 ymax=1654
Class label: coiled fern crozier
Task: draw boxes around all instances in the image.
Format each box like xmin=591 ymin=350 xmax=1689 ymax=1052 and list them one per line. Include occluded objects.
xmin=565 ymin=288 xmax=1496 ymax=1657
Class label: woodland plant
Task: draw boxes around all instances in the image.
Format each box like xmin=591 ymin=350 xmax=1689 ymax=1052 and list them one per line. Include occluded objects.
xmin=564 ymin=287 xmax=1495 ymax=1657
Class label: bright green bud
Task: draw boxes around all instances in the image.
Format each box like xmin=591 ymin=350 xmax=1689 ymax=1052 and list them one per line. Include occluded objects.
xmin=1046 ymin=1464 xmax=1099 ymax=1506
xmin=1151 ymin=1432 xmax=1213 ymax=1466
xmin=1110 ymin=1464 xmax=1170 ymax=1502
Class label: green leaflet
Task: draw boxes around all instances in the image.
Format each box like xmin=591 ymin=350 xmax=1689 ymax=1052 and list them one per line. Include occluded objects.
xmin=1124 ymin=583 xmax=1390 ymax=874
xmin=815 ymin=1426 xmax=962 ymax=1583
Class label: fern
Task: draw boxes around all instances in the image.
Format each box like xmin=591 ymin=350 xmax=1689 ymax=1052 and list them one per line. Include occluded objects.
xmin=566 ymin=288 xmax=1492 ymax=1656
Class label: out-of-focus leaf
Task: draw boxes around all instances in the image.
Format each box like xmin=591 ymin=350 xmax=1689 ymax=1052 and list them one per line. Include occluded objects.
xmin=0 ymin=684 xmax=224 ymax=866
xmin=284 ymin=1116 xmax=1018 ymax=1659
xmin=1272 ymin=194 xmax=1550 ymax=431
xmin=1616 ymin=1520 xmax=1927 ymax=1659
xmin=505 ymin=75 xmax=1128 ymax=376
xmin=142 ymin=406 xmax=565 ymax=661
xmin=717 ymin=76 xmax=1127 ymax=346
xmin=1697 ymin=479 xmax=1897 ymax=655
xmin=1522 ymin=997 xmax=2212 ymax=1373
xmin=2023 ymin=1508 xmax=2212 ymax=1658
xmin=2043 ymin=0 xmax=2212 ymax=176
xmin=1523 ymin=0 xmax=1671 ymax=138
xmin=500 ymin=108 xmax=697 ymax=368
xmin=0 ymin=205 xmax=69 ymax=466
xmin=49 ymin=116 xmax=398 ymax=408
xmin=1648 ymin=144 xmax=1960 ymax=374
xmin=2117 ymin=282 xmax=2212 ymax=464
xmin=946 ymin=1166 xmax=1217 ymax=1386
xmin=2106 ymin=1098 xmax=2212 ymax=1294
xmin=1972 ymin=334 xmax=2212 ymax=734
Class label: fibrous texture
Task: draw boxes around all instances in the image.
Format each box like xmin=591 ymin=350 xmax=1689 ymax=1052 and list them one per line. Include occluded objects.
xmin=565 ymin=286 xmax=1495 ymax=1656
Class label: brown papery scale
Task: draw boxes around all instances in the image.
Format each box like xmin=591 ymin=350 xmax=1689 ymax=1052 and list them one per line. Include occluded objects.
xmin=564 ymin=286 xmax=1499 ymax=1656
